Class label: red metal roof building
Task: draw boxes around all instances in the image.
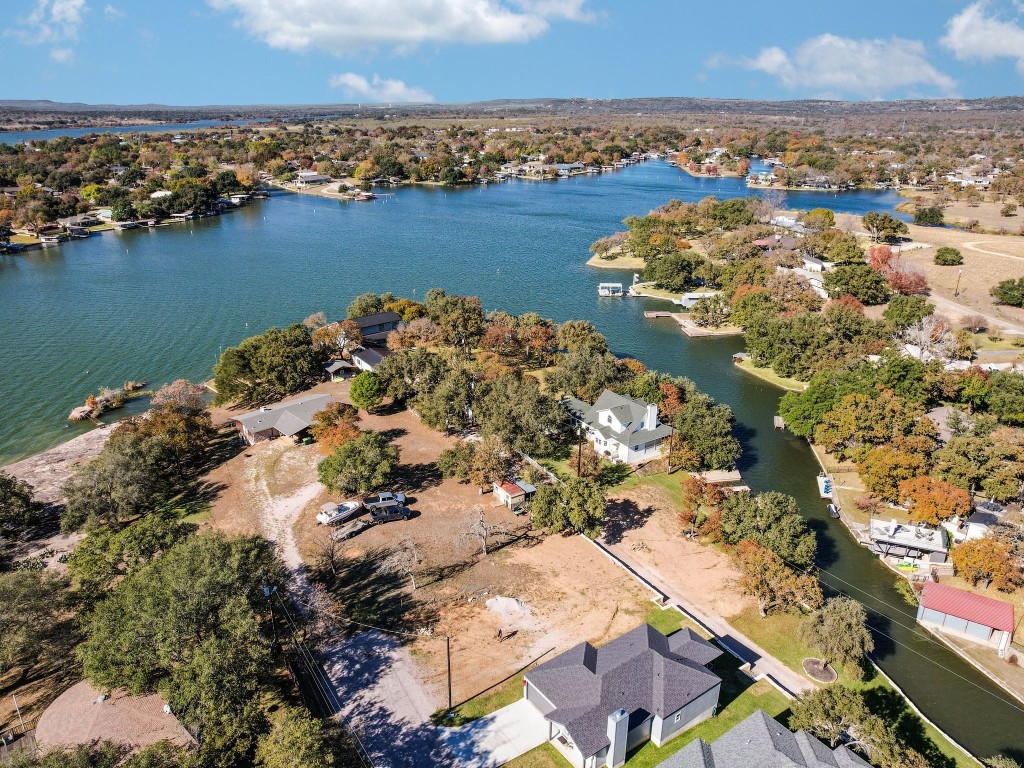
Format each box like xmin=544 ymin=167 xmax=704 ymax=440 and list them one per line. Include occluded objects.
xmin=918 ymin=582 xmax=1015 ymax=657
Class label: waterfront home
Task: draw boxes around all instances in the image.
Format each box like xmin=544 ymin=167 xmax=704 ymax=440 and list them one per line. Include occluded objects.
xmin=672 ymin=291 xmax=718 ymax=309
xmin=523 ymin=624 xmax=722 ymax=768
xmin=57 ymin=213 xmax=102 ymax=228
xmin=351 ymin=347 xmax=392 ymax=372
xmin=868 ymin=518 xmax=950 ymax=567
xmin=565 ymin=389 xmax=673 ymax=464
xmin=232 ymin=393 xmax=332 ymax=445
xmin=492 ymin=478 xmax=537 ymax=511
xmin=295 ymin=170 xmax=332 ymax=187
xmin=659 ymin=709 xmax=870 ymax=768
xmin=352 ymin=310 xmax=403 ymax=344
xmin=917 ymin=582 xmax=1014 ymax=658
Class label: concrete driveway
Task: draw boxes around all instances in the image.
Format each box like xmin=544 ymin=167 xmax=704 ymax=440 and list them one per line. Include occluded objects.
xmin=440 ymin=698 xmax=550 ymax=767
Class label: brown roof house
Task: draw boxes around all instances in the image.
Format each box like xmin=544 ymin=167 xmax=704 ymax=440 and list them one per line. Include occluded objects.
xmin=523 ymin=624 xmax=722 ymax=768
xmin=36 ymin=681 xmax=194 ymax=754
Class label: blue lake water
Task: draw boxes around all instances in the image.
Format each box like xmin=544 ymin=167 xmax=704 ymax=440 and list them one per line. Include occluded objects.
xmin=1 ymin=160 xmax=1019 ymax=759
xmin=0 ymin=119 xmax=262 ymax=145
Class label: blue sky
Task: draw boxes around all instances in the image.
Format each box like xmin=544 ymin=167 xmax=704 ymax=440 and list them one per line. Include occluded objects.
xmin=5 ymin=0 xmax=1024 ymax=105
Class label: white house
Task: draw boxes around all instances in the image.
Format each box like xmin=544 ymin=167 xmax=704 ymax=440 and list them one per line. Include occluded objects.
xmin=565 ymin=390 xmax=673 ymax=464
xmin=295 ymin=171 xmax=332 ymax=187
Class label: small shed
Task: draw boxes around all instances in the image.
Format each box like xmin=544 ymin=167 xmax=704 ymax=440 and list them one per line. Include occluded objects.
xmin=917 ymin=582 xmax=1015 ymax=657
xmin=324 ymin=359 xmax=355 ymax=381
xmin=492 ymin=478 xmax=537 ymax=511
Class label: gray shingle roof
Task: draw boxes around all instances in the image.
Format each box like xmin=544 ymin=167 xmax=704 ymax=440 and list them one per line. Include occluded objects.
xmin=233 ymin=393 xmax=332 ymax=437
xmin=525 ymin=624 xmax=722 ymax=759
xmin=565 ymin=389 xmax=674 ymax=447
xmin=657 ymin=709 xmax=872 ymax=768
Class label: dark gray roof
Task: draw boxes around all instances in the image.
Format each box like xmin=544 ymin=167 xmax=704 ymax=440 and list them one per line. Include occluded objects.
xmin=658 ymin=709 xmax=871 ymax=768
xmin=353 ymin=311 xmax=402 ymax=330
xmin=525 ymin=624 xmax=722 ymax=759
xmin=965 ymin=511 xmax=998 ymax=528
xmin=351 ymin=347 xmax=392 ymax=369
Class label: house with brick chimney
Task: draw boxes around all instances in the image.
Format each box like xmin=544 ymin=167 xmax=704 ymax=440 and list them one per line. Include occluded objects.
xmin=565 ymin=389 xmax=673 ymax=465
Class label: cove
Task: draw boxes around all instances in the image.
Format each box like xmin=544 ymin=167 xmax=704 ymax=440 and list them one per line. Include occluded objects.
xmin=1 ymin=160 xmax=1019 ymax=759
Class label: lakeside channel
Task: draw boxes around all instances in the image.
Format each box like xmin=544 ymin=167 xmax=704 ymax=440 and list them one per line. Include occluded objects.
xmin=3 ymin=159 xmax=1021 ymax=759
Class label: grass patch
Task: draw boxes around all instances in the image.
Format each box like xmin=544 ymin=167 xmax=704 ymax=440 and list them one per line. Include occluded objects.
xmin=973 ymin=333 xmax=1023 ymax=353
xmin=630 ymin=282 xmax=683 ymax=301
xmin=644 ymin=606 xmax=711 ymax=640
xmin=434 ymin=670 xmax=529 ymax=727
xmin=614 ymin=470 xmax=683 ymax=509
xmin=735 ymin=358 xmax=808 ymax=392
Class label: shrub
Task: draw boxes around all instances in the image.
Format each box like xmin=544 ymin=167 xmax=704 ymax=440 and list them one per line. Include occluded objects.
xmin=992 ymin=278 xmax=1024 ymax=307
xmin=913 ymin=206 xmax=944 ymax=226
xmin=934 ymin=246 xmax=963 ymax=266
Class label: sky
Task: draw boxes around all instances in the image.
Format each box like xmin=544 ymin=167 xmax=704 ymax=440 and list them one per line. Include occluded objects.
xmin=4 ymin=0 xmax=1024 ymax=106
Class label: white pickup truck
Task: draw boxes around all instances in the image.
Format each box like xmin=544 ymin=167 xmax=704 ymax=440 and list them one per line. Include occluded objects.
xmin=361 ymin=491 xmax=407 ymax=510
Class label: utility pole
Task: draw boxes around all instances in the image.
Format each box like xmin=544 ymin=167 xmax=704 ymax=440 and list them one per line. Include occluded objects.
xmin=446 ymin=635 xmax=453 ymax=712
xmin=576 ymin=424 xmax=584 ymax=477
xmin=263 ymin=585 xmax=279 ymax=650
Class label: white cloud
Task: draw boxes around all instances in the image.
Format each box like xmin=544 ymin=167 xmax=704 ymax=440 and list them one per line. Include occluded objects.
xmin=735 ymin=33 xmax=956 ymax=98
xmin=942 ymin=1 xmax=1024 ymax=75
xmin=103 ymin=3 xmax=124 ymax=19
xmin=49 ymin=46 xmax=73 ymax=62
xmin=328 ymin=73 xmax=435 ymax=103
xmin=208 ymin=0 xmax=590 ymax=53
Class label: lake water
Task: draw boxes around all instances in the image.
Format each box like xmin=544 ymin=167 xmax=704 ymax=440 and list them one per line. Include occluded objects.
xmin=1 ymin=160 xmax=1020 ymax=759
xmin=0 ymin=119 xmax=262 ymax=145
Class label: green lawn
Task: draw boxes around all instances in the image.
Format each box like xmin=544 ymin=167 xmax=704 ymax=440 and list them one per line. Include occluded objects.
xmin=735 ymin=358 xmax=808 ymax=392
xmin=630 ymin=282 xmax=684 ymax=301
xmin=614 ymin=470 xmax=683 ymax=508
xmin=644 ymin=606 xmax=711 ymax=640
xmin=729 ymin=608 xmax=978 ymax=768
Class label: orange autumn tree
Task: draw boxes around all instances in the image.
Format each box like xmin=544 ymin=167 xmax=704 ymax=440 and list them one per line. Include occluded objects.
xmin=898 ymin=476 xmax=972 ymax=525
xmin=679 ymin=475 xmax=723 ymax=537
xmin=736 ymin=540 xmax=823 ymax=616
xmin=951 ymin=537 xmax=1023 ymax=592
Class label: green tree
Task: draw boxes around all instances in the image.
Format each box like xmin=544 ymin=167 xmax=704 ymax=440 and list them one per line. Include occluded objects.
xmin=546 ymin=351 xmax=624 ymax=401
xmin=110 ymin=198 xmax=136 ymax=222
xmin=428 ymin=294 xmax=486 ymax=348
xmin=987 ymin=371 xmax=1024 ymax=424
xmin=213 ymin=324 xmax=324 ymax=406
xmin=62 ymin=431 xmax=176 ymax=531
xmin=640 ymin=250 xmax=706 ymax=292
xmin=475 ymin=373 xmax=567 ymax=455
xmin=437 ymin=441 xmax=476 ymax=480
xmin=802 ymin=208 xmax=836 ymax=232
xmin=556 ymin=320 xmax=609 ymax=355
xmin=672 ymin=394 xmax=741 ymax=471
xmin=317 ymin=431 xmax=399 ymax=494
xmin=530 ymin=477 xmax=605 ymax=537
xmin=349 ymin=371 xmax=382 ymax=412
xmin=375 ymin=347 xmax=449 ymax=403
xmin=719 ymin=491 xmax=817 ymax=568
xmin=862 ymin=211 xmax=908 ymax=243
xmin=689 ymin=294 xmax=731 ymax=328
xmin=913 ymin=206 xmax=944 ymax=226
xmin=934 ymin=246 xmax=962 ymax=266
xmin=416 ymin=365 xmax=477 ymax=432
xmin=346 ymin=292 xmax=385 ymax=318
xmin=824 ymin=265 xmax=891 ymax=305
xmin=0 ymin=470 xmax=36 ymax=537
xmin=789 ymin=686 xmax=901 ymax=766
xmin=0 ymin=570 xmax=67 ymax=681
xmin=991 ymin=278 xmax=1024 ymax=307
xmin=468 ymin=435 xmax=513 ymax=489
xmin=883 ymin=295 xmax=934 ymax=328
xmin=255 ymin=708 xmax=334 ymax=768
xmin=78 ymin=534 xmax=284 ymax=768
xmin=735 ymin=540 xmax=822 ymax=616
xmin=825 ymin=232 xmax=865 ymax=264
xmin=800 ymin=597 xmax=874 ymax=678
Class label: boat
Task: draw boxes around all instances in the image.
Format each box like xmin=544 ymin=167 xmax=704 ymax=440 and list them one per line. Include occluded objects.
xmin=816 ymin=472 xmax=833 ymax=499
xmin=598 ymin=282 xmax=625 ymax=297
xmin=827 ymin=503 xmax=841 ymax=519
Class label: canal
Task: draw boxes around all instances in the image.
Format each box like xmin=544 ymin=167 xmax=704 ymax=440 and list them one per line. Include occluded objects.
xmin=1 ymin=159 xmax=1021 ymax=758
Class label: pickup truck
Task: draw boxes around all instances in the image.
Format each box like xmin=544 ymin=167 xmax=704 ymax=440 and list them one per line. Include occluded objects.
xmin=362 ymin=491 xmax=407 ymax=510
xmin=369 ymin=506 xmax=412 ymax=524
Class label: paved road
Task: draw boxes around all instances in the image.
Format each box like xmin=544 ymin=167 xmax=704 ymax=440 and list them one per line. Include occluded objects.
xmin=597 ymin=538 xmax=815 ymax=697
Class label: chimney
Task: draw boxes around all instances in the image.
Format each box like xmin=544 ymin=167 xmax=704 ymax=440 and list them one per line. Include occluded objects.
xmin=645 ymin=402 xmax=658 ymax=429
xmin=606 ymin=709 xmax=628 ymax=768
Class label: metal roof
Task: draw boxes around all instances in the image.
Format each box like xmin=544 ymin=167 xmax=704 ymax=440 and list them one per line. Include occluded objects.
xmin=920 ymin=582 xmax=1014 ymax=633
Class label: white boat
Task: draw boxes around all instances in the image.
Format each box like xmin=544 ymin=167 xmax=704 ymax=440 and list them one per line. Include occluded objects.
xmin=598 ymin=282 xmax=624 ymax=297
xmin=816 ymin=472 xmax=833 ymax=499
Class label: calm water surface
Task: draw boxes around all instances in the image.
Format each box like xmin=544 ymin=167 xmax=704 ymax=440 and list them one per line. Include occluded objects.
xmin=0 ymin=119 xmax=261 ymax=145
xmin=1 ymin=161 xmax=1020 ymax=759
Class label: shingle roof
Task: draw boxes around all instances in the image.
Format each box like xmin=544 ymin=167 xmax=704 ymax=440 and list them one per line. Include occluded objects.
xmin=353 ymin=311 xmax=402 ymax=330
xmin=525 ymin=624 xmax=722 ymax=759
xmin=566 ymin=389 xmax=673 ymax=446
xmin=920 ymin=582 xmax=1014 ymax=633
xmin=351 ymin=347 xmax=392 ymax=368
xmin=233 ymin=393 xmax=332 ymax=437
xmin=658 ymin=709 xmax=871 ymax=768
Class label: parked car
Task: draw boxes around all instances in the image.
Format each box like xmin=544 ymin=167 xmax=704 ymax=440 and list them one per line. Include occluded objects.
xmin=369 ymin=506 xmax=412 ymax=524
xmin=362 ymin=491 xmax=407 ymax=510
xmin=316 ymin=500 xmax=363 ymax=526
xmin=330 ymin=517 xmax=372 ymax=542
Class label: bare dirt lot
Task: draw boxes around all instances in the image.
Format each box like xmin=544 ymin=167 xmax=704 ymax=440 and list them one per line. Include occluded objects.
xmin=899 ymin=191 xmax=1023 ymax=234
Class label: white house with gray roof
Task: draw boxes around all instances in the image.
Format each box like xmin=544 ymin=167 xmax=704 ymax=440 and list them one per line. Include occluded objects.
xmin=232 ymin=393 xmax=332 ymax=445
xmin=660 ymin=709 xmax=870 ymax=768
xmin=565 ymin=389 xmax=673 ymax=464
xmin=523 ymin=624 xmax=722 ymax=768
